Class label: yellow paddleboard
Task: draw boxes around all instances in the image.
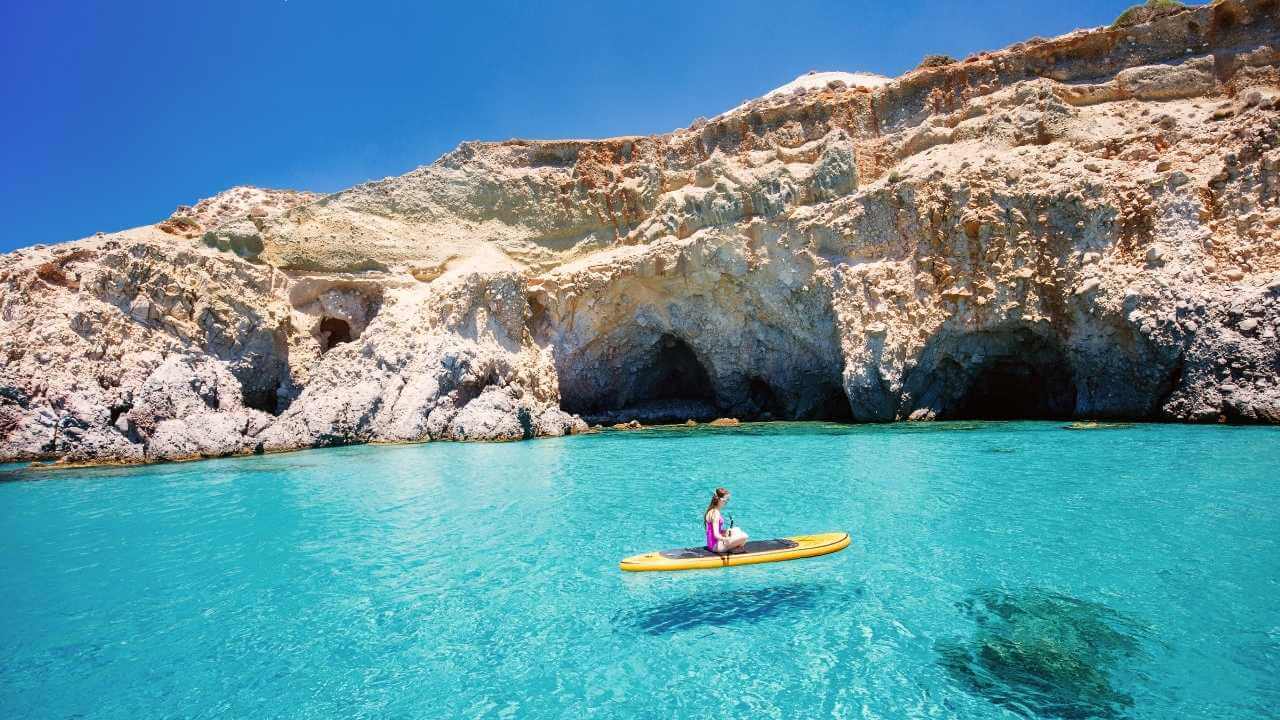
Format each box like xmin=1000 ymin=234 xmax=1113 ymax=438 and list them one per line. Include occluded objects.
xmin=619 ymin=532 xmax=850 ymax=572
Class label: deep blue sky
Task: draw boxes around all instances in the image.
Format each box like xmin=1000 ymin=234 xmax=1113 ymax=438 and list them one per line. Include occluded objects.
xmin=2 ymin=0 xmax=1148 ymax=251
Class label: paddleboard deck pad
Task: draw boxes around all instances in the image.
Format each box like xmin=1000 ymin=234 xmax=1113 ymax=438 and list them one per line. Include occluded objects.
xmin=619 ymin=532 xmax=850 ymax=572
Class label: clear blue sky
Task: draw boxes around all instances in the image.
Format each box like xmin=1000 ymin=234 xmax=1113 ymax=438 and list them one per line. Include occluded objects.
xmin=1 ymin=0 xmax=1147 ymax=251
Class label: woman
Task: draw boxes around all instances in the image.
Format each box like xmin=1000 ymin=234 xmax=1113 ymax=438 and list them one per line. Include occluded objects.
xmin=704 ymin=487 xmax=749 ymax=553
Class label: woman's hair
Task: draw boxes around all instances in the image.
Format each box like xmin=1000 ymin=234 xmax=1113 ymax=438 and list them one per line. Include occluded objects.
xmin=704 ymin=487 xmax=729 ymax=520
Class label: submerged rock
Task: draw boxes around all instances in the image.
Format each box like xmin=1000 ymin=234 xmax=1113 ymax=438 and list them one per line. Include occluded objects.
xmin=937 ymin=588 xmax=1151 ymax=719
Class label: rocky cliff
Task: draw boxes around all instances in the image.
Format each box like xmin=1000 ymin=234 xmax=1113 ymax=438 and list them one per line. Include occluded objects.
xmin=3 ymin=0 xmax=1279 ymax=466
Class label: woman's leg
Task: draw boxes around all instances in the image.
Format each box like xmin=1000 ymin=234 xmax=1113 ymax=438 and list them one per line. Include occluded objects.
xmin=712 ymin=529 xmax=750 ymax=553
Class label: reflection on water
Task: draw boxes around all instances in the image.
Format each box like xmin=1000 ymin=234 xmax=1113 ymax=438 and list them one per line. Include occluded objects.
xmin=897 ymin=421 xmax=987 ymax=432
xmin=937 ymin=588 xmax=1151 ymax=719
xmin=1062 ymin=422 xmax=1137 ymax=431
xmin=623 ymin=583 xmax=857 ymax=635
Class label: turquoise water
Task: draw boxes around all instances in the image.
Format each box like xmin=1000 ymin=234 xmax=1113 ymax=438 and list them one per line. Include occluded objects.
xmin=1 ymin=422 xmax=1278 ymax=719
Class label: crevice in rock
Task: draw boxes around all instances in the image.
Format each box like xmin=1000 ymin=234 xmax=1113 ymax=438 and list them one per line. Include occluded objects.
xmin=0 ymin=386 xmax=31 ymax=410
xmin=113 ymin=414 xmax=143 ymax=445
xmin=454 ymin=379 xmax=488 ymax=408
xmin=452 ymin=364 xmax=500 ymax=410
xmin=229 ymin=324 xmax=295 ymax=417
xmin=517 ymin=407 xmax=534 ymax=440
xmin=1152 ymin=351 xmax=1187 ymax=417
xmin=527 ymin=294 xmax=550 ymax=340
xmin=315 ymin=433 xmax=355 ymax=448
xmin=108 ymin=401 xmax=131 ymax=427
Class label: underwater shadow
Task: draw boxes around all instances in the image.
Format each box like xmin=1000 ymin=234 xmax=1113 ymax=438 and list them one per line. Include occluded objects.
xmin=624 ymin=583 xmax=851 ymax=635
xmin=936 ymin=587 xmax=1152 ymax=720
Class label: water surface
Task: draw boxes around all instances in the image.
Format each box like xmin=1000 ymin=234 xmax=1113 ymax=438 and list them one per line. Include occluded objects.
xmin=2 ymin=422 xmax=1277 ymax=719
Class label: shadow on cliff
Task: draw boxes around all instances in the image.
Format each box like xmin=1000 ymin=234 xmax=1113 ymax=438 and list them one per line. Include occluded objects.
xmin=565 ymin=331 xmax=857 ymax=425
xmin=936 ymin=587 xmax=1152 ymax=719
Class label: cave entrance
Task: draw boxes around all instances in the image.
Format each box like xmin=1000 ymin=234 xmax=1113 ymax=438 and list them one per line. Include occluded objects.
xmin=941 ymin=328 xmax=1077 ymax=420
xmin=747 ymin=377 xmax=784 ymax=419
xmin=559 ymin=333 xmax=718 ymax=424
xmin=951 ymin=359 xmax=1076 ymax=419
xmin=816 ymin=383 xmax=855 ymax=422
xmin=242 ymin=387 xmax=281 ymax=415
xmin=318 ymin=318 xmax=352 ymax=353
xmin=639 ymin=334 xmax=714 ymax=403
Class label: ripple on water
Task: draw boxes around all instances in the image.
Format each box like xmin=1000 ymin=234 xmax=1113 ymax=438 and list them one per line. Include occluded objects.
xmin=2 ymin=422 xmax=1278 ymax=719
xmin=937 ymin=587 xmax=1152 ymax=719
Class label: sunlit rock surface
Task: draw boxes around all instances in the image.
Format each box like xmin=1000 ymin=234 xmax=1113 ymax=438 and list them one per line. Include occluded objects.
xmin=3 ymin=1 xmax=1279 ymax=464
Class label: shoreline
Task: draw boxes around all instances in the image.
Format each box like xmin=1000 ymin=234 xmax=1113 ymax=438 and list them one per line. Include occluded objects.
xmin=7 ymin=414 xmax=1276 ymax=474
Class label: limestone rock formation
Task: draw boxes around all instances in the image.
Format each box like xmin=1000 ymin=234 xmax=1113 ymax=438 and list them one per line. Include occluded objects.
xmin=3 ymin=0 xmax=1279 ymax=465
xmin=156 ymin=186 xmax=320 ymax=240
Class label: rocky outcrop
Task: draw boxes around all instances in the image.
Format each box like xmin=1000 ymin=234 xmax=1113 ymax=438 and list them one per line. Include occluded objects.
xmin=0 ymin=232 xmax=582 ymax=464
xmin=156 ymin=186 xmax=320 ymax=240
xmin=3 ymin=1 xmax=1279 ymax=466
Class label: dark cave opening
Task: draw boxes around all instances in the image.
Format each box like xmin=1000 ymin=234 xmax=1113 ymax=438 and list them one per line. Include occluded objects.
xmin=242 ymin=387 xmax=282 ymax=416
xmin=816 ymin=383 xmax=855 ymax=422
xmin=318 ymin=317 xmax=352 ymax=353
xmin=227 ymin=328 xmax=296 ymax=418
xmin=944 ymin=330 xmax=1078 ymax=420
xmin=565 ymin=333 xmax=718 ymax=423
xmin=561 ymin=333 xmax=857 ymax=425
xmin=747 ymin=376 xmax=784 ymax=419
xmin=951 ymin=360 xmax=1076 ymax=419
xmin=639 ymin=334 xmax=714 ymax=403
xmin=244 ymin=386 xmax=277 ymax=415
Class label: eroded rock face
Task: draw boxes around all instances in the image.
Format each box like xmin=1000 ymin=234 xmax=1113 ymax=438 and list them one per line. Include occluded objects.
xmin=2 ymin=1 xmax=1279 ymax=465
xmin=157 ymin=186 xmax=320 ymax=241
